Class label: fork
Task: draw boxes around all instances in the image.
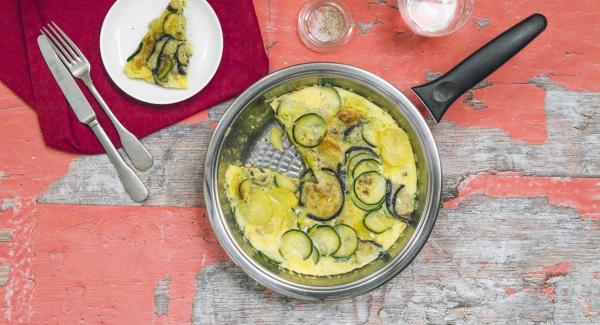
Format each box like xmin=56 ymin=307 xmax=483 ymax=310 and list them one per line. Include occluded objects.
xmin=41 ymin=22 xmax=154 ymax=171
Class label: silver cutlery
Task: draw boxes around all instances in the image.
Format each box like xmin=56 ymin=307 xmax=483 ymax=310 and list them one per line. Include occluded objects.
xmin=41 ymin=22 xmax=153 ymax=172
xmin=38 ymin=35 xmax=149 ymax=203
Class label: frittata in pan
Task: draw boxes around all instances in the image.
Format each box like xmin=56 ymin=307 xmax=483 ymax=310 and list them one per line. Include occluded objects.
xmin=225 ymin=86 xmax=417 ymax=276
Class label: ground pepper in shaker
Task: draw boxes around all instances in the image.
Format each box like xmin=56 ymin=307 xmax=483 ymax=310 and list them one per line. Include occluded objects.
xmin=298 ymin=0 xmax=354 ymax=52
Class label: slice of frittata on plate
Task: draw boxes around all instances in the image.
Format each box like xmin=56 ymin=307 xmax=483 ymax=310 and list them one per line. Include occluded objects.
xmin=124 ymin=0 xmax=192 ymax=88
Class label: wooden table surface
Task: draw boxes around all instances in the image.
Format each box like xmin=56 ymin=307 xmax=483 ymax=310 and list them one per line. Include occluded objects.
xmin=1 ymin=0 xmax=599 ymax=323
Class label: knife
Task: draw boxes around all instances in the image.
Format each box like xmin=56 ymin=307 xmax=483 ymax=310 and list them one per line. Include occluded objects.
xmin=37 ymin=35 xmax=148 ymax=203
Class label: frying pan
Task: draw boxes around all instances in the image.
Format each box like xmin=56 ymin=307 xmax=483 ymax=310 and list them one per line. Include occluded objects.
xmin=204 ymin=14 xmax=547 ymax=300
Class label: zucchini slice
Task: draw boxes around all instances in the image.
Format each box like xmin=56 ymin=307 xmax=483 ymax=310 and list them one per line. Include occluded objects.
xmin=353 ymin=171 xmax=387 ymax=205
xmin=163 ymin=12 xmax=184 ymax=39
xmin=350 ymin=193 xmax=382 ymax=212
xmin=344 ymin=146 xmax=377 ymax=164
xmin=361 ymin=120 xmax=379 ymax=147
xmin=393 ymin=185 xmax=415 ymax=219
xmin=127 ymin=42 xmax=143 ymax=62
xmin=384 ymin=180 xmax=411 ymax=223
xmin=301 ymin=168 xmax=345 ymax=221
xmin=300 ymin=169 xmax=317 ymax=183
xmin=161 ymin=38 xmax=179 ymax=57
xmin=292 ymin=114 xmax=327 ymax=148
xmin=274 ymin=174 xmax=298 ymax=192
xmin=251 ymin=170 xmax=272 ymax=186
xmin=332 ymin=224 xmax=359 ymax=258
xmin=167 ymin=0 xmax=183 ymax=11
xmin=352 ymin=158 xmax=381 ymax=178
xmin=242 ymin=189 xmax=272 ymax=225
xmin=317 ymin=86 xmax=342 ymax=118
xmin=363 ymin=209 xmax=394 ymax=234
xmin=176 ymin=43 xmax=189 ymax=65
xmin=308 ymin=225 xmax=341 ymax=256
xmin=175 ymin=43 xmax=189 ymax=75
xmin=238 ymin=178 xmax=252 ymax=201
xmin=310 ymin=246 xmax=320 ymax=264
xmin=156 ymin=56 xmax=174 ymax=82
xmin=147 ymin=35 xmax=171 ymax=71
xmin=347 ymin=153 xmax=376 ymax=172
xmin=279 ymin=230 xmax=313 ymax=260
xmin=275 ymin=86 xmax=341 ymax=125
xmin=167 ymin=3 xmax=179 ymax=12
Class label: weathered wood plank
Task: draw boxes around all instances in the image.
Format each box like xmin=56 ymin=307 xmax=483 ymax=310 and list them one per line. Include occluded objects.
xmin=37 ymin=101 xmax=230 ymax=207
xmin=154 ymin=275 xmax=171 ymax=317
xmin=1 ymin=199 xmax=13 ymax=212
xmin=436 ymin=88 xmax=600 ymax=200
xmin=191 ymin=196 xmax=600 ymax=324
xmin=38 ymin=88 xmax=600 ymax=207
xmin=0 ymin=231 xmax=12 ymax=242
xmin=0 ymin=264 xmax=8 ymax=286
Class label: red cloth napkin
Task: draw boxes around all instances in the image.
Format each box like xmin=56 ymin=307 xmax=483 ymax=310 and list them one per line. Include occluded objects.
xmin=0 ymin=0 xmax=269 ymax=154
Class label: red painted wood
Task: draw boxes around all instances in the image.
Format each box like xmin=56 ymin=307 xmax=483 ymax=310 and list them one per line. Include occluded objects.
xmin=445 ymin=171 xmax=600 ymax=220
xmin=0 ymin=0 xmax=599 ymax=322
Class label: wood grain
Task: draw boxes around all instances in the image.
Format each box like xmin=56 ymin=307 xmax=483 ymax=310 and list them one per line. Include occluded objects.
xmin=191 ymin=196 xmax=600 ymax=324
xmin=37 ymin=101 xmax=230 ymax=207
xmin=0 ymin=264 xmax=8 ymax=286
xmin=154 ymin=275 xmax=171 ymax=317
xmin=2 ymin=0 xmax=599 ymax=322
xmin=0 ymin=231 xmax=12 ymax=242
xmin=38 ymin=88 xmax=600 ymax=207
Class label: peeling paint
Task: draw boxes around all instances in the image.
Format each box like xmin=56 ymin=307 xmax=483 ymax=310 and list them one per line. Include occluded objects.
xmin=0 ymin=83 xmax=78 ymax=322
xmin=154 ymin=275 xmax=171 ymax=317
xmin=541 ymin=286 xmax=556 ymax=299
xmin=0 ymin=231 xmax=12 ymax=242
xmin=541 ymin=262 xmax=571 ymax=282
xmin=1 ymin=199 xmax=13 ymax=212
xmin=0 ymin=264 xmax=8 ymax=286
xmin=424 ymin=71 xmax=442 ymax=82
xmin=179 ymin=110 xmax=209 ymax=126
xmin=265 ymin=40 xmax=278 ymax=56
xmin=357 ymin=20 xmax=383 ymax=35
xmin=473 ymin=17 xmax=490 ymax=28
xmin=444 ymin=83 xmax=548 ymax=144
xmin=365 ymin=0 xmax=398 ymax=10
xmin=26 ymin=205 xmax=227 ymax=324
xmin=445 ymin=172 xmax=600 ymax=220
xmin=463 ymin=93 xmax=488 ymax=110
xmin=0 ymin=0 xmax=598 ymax=323
xmin=528 ymin=75 xmax=567 ymax=91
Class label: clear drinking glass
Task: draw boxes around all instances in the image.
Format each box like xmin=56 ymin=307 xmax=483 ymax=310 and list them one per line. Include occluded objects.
xmin=398 ymin=0 xmax=475 ymax=37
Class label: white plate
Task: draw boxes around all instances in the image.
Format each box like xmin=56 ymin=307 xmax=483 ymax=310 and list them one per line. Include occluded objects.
xmin=100 ymin=0 xmax=223 ymax=105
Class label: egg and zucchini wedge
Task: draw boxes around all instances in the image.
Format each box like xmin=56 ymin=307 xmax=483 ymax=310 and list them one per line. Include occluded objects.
xmin=225 ymin=86 xmax=418 ymax=276
xmin=124 ymin=0 xmax=192 ymax=88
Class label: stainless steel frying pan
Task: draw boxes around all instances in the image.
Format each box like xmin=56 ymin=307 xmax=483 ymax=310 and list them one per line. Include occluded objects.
xmin=204 ymin=14 xmax=547 ymax=300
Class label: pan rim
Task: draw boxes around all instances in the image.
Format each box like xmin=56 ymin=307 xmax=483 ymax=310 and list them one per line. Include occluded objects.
xmin=204 ymin=62 xmax=442 ymax=300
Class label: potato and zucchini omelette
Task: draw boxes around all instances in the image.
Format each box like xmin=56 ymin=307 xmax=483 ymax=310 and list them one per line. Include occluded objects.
xmin=225 ymin=86 xmax=418 ymax=276
xmin=124 ymin=0 xmax=192 ymax=88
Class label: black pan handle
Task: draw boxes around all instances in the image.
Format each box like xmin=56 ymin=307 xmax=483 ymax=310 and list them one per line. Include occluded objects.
xmin=412 ymin=13 xmax=547 ymax=123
